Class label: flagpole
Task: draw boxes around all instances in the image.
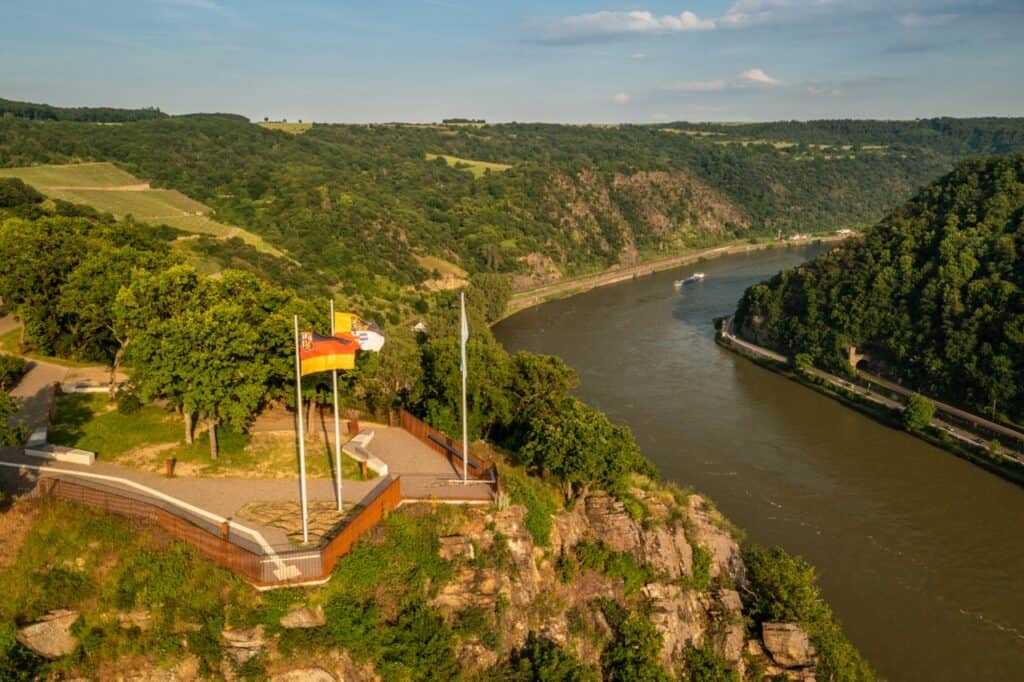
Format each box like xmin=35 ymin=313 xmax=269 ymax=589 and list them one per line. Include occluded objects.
xmin=293 ymin=315 xmax=309 ymax=544
xmin=460 ymin=292 xmax=468 ymax=484
xmin=330 ymin=299 xmax=343 ymax=512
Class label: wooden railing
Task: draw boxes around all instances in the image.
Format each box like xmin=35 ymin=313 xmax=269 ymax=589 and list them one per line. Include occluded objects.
xmin=40 ymin=474 xmax=402 ymax=587
xmin=398 ymin=409 xmax=500 ymax=493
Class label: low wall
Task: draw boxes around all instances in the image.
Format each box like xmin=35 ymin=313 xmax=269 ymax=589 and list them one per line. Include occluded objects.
xmin=40 ymin=473 xmax=403 ymax=587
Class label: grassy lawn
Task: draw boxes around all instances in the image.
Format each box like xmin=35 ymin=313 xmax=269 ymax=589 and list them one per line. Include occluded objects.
xmin=425 ymin=153 xmax=511 ymax=178
xmin=49 ymin=394 xmax=372 ymax=480
xmin=415 ymin=254 xmax=467 ymax=278
xmin=0 ymin=327 xmax=98 ymax=369
xmin=0 ymin=162 xmax=283 ymax=256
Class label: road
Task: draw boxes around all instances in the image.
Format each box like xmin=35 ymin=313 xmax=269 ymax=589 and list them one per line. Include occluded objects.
xmin=720 ymin=317 xmax=1023 ymax=464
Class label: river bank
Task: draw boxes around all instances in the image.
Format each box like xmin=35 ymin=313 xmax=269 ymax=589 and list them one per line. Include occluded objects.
xmin=493 ymin=244 xmax=1024 ymax=681
xmin=715 ymin=317 xmax=1024 ymax=486
xmin=502 ymin=234 xmax=850 ymax=319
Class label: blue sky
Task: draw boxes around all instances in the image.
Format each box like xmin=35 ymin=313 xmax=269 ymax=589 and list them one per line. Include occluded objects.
xmin=1 ymin=1 xmax=1021 ymax=123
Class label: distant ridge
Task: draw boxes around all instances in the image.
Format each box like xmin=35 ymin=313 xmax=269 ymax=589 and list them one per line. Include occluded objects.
xmin=0 ymin=97 xmax=166 ymax=123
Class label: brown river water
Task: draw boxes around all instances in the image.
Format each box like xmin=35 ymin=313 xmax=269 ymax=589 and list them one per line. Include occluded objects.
xmin=494 ymin=244 xmax=1024 ymax=681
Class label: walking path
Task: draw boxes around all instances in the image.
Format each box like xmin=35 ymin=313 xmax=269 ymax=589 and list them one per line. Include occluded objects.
xmin=720 ymin=317 xmax=1024 ymax=465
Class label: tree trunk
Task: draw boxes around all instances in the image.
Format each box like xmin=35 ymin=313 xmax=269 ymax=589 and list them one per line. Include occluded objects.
xmin=109 ymin=345 xmax=124 ymax=400
xmin=184 ymin=410 xmax=194 ymax=445
xmin=209 ymin=419 xmax=219 ymax=460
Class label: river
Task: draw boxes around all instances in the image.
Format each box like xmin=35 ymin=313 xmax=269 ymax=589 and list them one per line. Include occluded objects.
xmin=493 ymin=244 xmax=1024 ymax=681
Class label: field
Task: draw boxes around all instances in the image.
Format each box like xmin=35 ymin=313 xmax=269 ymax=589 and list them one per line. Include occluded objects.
xmin=425 ymin=153 xmax=511 ymax=178
xmin=0 ymin=163 xmax=283 ymax=256
xmin=258 ymin=121 xmax=313 ymax=134
xmin=415 ymin=254 xmax=468 ymax=278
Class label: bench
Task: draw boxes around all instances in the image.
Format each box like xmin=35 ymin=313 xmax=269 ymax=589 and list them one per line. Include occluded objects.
xmin=341 ymin=429 xmax=389 ymax=476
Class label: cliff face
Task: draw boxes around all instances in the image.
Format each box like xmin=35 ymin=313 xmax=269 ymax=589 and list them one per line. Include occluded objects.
xmin=428 ymin=487 xmax=816 ymax=680
xmin=512 ymin=169 xmax=749 ymax=290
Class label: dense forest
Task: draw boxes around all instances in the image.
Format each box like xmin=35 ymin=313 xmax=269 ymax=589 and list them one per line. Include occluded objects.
xmin=1 ymin=106 xmax=1022 ymax=306
xmin=735 ymin=152 xmax=1024 ymax=424
xmin=0 ymin=97 xmax=165 ymax=122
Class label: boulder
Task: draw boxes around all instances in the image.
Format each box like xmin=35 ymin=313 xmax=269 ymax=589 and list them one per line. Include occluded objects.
xmin=16 ymin=609 xmax=79 ymax=659
xmin=280 ymin=605 xmax=326 ymax=629
xmin=222 ymin=624 xmax=266 ymax=664
xmin=438 ymin=535 xmax=475 ymax=561
xmin=271 ymin=669 xmax=336 ymax=682
xmin=762 ymin=622 xmax=816 ymax=668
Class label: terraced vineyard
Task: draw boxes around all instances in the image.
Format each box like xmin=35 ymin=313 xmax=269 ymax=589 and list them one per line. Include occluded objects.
xmin=0 ymin=162 xmax=283 ymax=256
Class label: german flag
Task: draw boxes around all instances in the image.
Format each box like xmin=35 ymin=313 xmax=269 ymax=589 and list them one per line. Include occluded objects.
xmin=299 ymin=331 xmax=359 ymax=376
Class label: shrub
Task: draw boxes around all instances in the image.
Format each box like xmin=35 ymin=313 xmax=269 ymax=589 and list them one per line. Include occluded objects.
xmin=902 ymin=393 xmax=935 ymax=431
xmin=505 ymin=633 xmax=597 ymax=681
xmin=691 ymin=544 xmax=713 ymax=591
xmin=0 ymin=354 xmax=27 ymax=389
xmin=576 ymin=541 xmax=656 ymax=596
xmin=597 ymin=600 xmax=669 ymax=682
xmin=684 ymin=644 xmax=739 ymax=682
xmin=502 ymin=467 xmax=558 ymax=546
xmin=743 ymin=545 xmax=873 ymax=681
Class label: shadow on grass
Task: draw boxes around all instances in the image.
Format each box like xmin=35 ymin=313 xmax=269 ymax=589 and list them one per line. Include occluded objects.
xmin=47 ymin=393 xmax=96 ymax=446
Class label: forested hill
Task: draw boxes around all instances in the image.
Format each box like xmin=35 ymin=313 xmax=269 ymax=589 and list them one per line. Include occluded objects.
xmin=1 ymin=108 xmax=1023 ymax=303
xmin=0 ymin=97 xmax=165 ymax=122
xmin=735 ymin=152 xmax=1024 ymax=422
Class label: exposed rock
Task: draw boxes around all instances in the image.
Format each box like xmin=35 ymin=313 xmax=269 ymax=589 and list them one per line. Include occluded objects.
xmin=713 ymin=590 xmax=746 ymax=668
xmin=686 ymin=495 xmax=744 ymax=582
xmin=493 ymin=506 xmax=543 ymax=607
xmin=280 ymin=605 xmax=326 ymax=629
xmin=438 ymin=534 xmax=475 ymax=561
xmin=456 ymin=640 xmax=499 ymax=671
xmin=638 ymin=521 xmax=692 ymax=580
xmin=432 ymin=567 xmax=512 ymax=612
xmin=762 ymin=622 xmax=816 ymax=668
xmin=271 ymin=669 xmax=336 ymax=682
xmin=582 ymin=494 xmax=642 ymax=554
xmin=16 ymin=608 xmax=79 ymax=659
xmin=641 ymin=583 xmax=710 ymax=669
xmin=222 ymin=624 xmax=266 ymax=664
xmin=117 ymin=609 xmax=153 ymax=631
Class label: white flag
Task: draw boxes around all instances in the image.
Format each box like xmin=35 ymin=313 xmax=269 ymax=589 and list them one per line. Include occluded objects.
xmin=460 ymin=292 xmax=469 ymax=374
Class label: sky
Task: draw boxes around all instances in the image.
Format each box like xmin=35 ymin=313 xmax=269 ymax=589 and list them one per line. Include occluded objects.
xmin=1 ymin=0 xmax=1021 ymax=123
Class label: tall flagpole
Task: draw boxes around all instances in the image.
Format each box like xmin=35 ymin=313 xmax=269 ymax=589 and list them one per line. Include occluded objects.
xmin=330 ymin=299 xmax=343 ymax=512
xmin=293 ymin=315 xmax=309 ymax=544
xmin=460 ymin=292 xmax=469 ymax=483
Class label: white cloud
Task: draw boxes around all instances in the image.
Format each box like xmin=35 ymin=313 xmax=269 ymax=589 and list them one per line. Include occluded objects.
xmin=612 ymin=92 xmax=632 ymax=104
xmin=631 ymin=52 xmax=648 ymax=60
xmin=738 ymin=68 xmax=781 ymax=86
xmin=897 ymin=12 xmax=958 ymax=28
xmin=663 ymin=68 xmax=782 ymax=92
xmin=540 ymin=9 xmax=715 ymax=42
xmin=156 ymin=0 xmax=226 ymax=12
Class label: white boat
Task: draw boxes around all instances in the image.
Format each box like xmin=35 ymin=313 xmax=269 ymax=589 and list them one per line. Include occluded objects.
xmin=675 ymin=272 xmax=705 ymax=288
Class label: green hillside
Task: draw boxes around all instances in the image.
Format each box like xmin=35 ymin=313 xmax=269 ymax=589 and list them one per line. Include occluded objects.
xmin=735 ymin=152 xmax=1024 ymax=423
xmin=2 ymin=109 xmax=1023 ymax=305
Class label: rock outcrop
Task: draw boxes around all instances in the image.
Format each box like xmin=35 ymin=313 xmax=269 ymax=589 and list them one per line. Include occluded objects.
xmin=280 ymin=605 xmax=326 ymax=629
xmin=222 ymin=624 xmax=266 ymax=665
xmin=16 ymin=609 xmax=80 ymax=659
xmin=763 ymin=622 xmax=817 ymax=668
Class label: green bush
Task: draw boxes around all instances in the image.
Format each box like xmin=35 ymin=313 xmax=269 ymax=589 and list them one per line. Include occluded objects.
xmin=576 ymin=541 xmax=656 ymax=596
xmin=502 ymin=468 xmax=558 ymax=547
xmin=902 ymin=393 xmax=935 ymax=432
xmin=0 ymin=354 xmax=27 ymax=389
xmin=691 ymin=544 xmax=713 ymax=591
xmin=597 ymin=600 xmax=669 ymax=682
xmin=684 ymin=644 xmax=739 ymax=682
xmin=743 ymin=545 xmax=873 ymax=681
xmin=504 ymin=633 xmax=597 ymax=681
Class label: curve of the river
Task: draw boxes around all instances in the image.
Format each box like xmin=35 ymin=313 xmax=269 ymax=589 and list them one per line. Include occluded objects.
xmin=494 ymin=244 xmax=1024 ymax=681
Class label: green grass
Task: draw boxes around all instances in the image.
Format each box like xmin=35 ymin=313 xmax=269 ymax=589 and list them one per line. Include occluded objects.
xmin=425 ymin=153 xmax=511 ymax=178
xmin=0 ymin=162 xmax=140 ymax=188
xmin=0 ymin=163 xmax=283 ymax=256
xmin=0 ymin=328 xmax=97 ymax=369
xmin=257 ymin=122 xmax=313 ymax=134
xmin=414 ymin=254 xmax=468 ymax=278
xmin=48 ymin=394 xmax=370 ymax=480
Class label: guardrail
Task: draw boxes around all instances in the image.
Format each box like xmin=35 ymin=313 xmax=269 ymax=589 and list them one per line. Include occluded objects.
xmin=399 ymin=409 xmax=500 ymax=493
xmin=38 ymin=473 xmax=403 ymax=587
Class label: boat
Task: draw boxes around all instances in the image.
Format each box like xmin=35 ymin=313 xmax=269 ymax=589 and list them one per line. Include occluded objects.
xmin=675 ymin=272 xmax=705 ymax=288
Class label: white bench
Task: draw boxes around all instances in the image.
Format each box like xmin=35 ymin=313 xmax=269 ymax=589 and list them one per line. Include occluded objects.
xmin=25 ymin=444 xmax=96 ymax=466
xmin=342 ymin=429 xmax=389 ymax=476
